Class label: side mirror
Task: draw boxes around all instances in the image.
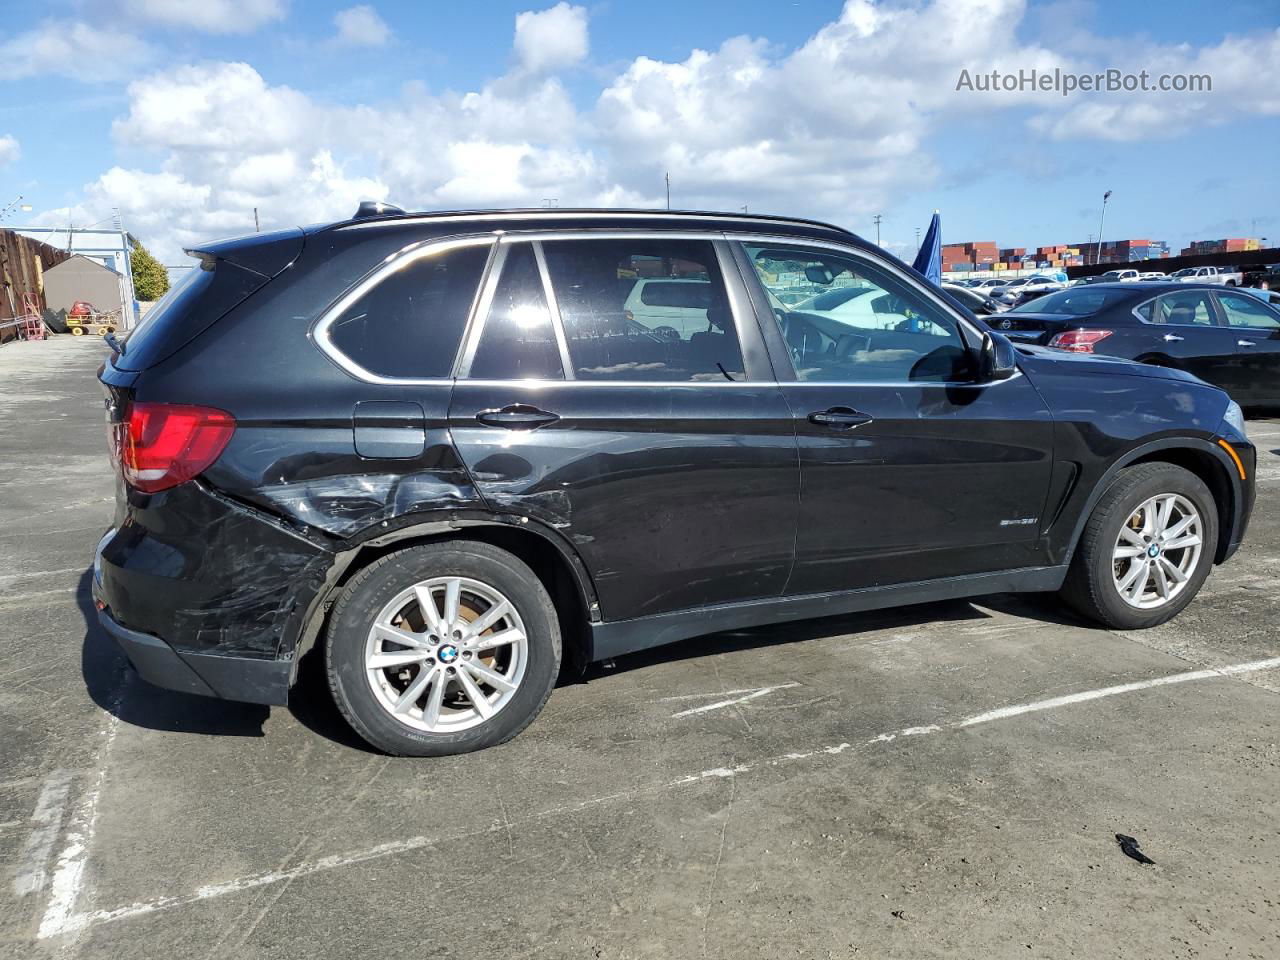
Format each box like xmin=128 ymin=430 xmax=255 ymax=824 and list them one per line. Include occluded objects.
xmin=978 ymin=330 xmax=1018 ymax=382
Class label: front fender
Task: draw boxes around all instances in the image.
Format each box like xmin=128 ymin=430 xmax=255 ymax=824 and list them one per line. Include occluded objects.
xmin=1055 ymin=436 xmax=1250 ymax=567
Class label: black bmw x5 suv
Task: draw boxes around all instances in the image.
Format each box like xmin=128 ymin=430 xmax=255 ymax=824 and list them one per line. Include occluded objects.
xmin=95 ymin=207 xmax=1256 ymax=756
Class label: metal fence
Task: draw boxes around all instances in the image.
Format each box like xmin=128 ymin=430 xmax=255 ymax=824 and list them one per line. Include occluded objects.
xmin=0 ymin=230 xmax=70 ymax=343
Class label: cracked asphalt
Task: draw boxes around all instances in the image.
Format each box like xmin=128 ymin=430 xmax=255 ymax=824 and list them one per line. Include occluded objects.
xmin=2 ymin=335 xmax=1278 ymax=959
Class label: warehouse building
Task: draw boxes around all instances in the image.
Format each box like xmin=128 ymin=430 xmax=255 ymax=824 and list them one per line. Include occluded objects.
xmin=42 ymin=254 xmax=125 ymax=316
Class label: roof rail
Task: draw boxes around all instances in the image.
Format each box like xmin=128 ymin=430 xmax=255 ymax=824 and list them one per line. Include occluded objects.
xmin=329 ymin=207 xmax=854 ymax=235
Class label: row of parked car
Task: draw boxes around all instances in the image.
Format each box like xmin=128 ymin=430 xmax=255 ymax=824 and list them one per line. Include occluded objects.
xmin=966 ymin=279 xmax=1280 ymax=408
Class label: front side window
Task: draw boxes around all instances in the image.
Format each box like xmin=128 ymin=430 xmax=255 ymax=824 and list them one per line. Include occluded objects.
xmin=326 ymin=242 xmax=490 ymax=379
xmin=746 ymin=243 xmax=972 ymax=383
xmin=541 ymin=238 xmax=745 ymax=382
xmin=1217 ymin=291 xmax=1280 ymax=329
xmin=469 ymin=244 xmax=564 ymax=380
xmin=1137 ymin=291 xmax=1216 ymax=326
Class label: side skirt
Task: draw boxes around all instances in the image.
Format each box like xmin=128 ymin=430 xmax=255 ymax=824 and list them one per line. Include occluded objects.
xmin=589 ymin=565 xmax=1069 ymax=662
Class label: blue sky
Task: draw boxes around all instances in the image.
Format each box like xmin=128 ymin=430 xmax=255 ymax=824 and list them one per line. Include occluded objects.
xmin=2 ymin=0 xmax=1277 ymax=262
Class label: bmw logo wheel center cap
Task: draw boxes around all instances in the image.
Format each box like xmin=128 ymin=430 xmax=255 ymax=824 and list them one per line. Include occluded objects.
xmin=437 ymin=643 xmax=460 ymax=664
xmin=1147 ymin=543 xmax=1161 ymax=558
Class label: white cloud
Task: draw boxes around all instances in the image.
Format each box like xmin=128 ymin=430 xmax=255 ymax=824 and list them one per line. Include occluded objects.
xmin=124 ymin=0 xmax=288 ymax=34
xmin=38 ymin=0 xmax=1280 ymax=262
xmin=595 ymin=0 xmax=1067 ymax=219
xmin=333 ymin=5 xmax=391 ymax=47
xmin=0 ymin=20 xmax=152 ymax=80
xmin=0 ymin=135 xmax=18 ymax=167
xmin=513 ymin=2 xmax=588 ymax=74
xmin=1028 ymin=28 xmax=1280 ymax=141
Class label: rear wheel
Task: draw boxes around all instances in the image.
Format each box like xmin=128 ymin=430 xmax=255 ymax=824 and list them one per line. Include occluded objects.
xmin=326 ymin=542 xmax=560 ymax=756
xmin=1060 ymin=463 xmax=1217 ymax=629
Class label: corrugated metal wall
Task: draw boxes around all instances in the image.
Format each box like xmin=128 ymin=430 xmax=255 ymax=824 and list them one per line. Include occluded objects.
xmin=0 ymin=229 xmax=72 ymax=343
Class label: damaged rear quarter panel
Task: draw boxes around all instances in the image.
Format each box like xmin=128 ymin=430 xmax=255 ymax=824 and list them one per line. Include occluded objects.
xmin=121 ymin=224 xmax=493 ymax=658
xmin=99 ymin=481 xmax=335 ymax=659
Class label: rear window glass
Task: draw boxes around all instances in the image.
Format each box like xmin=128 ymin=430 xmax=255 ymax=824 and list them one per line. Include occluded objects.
xmin=115 ymin=263 xmax=267 ymax=370
xmin=327 ymin=243 xmax=489 ymax=379
xmin=1009 ymin=288 xmax=1132 ymax=315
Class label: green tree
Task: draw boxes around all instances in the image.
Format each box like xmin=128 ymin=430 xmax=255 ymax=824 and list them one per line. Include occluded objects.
xmin=131 ymin=243 xmax=169 ymax=302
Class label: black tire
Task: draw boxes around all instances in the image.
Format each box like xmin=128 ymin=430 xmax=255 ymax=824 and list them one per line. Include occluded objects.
xmin=326 ymin=541 xmax=561 ymax=756
xmin=1059 ymin=462 xmax=1218 ymax=629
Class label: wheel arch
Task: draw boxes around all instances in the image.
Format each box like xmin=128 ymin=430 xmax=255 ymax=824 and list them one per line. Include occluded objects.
xmin=288 ymin=513 xmax=600 ymax=683
xmin=1064 ymin=437 xmax=1241 ymax=567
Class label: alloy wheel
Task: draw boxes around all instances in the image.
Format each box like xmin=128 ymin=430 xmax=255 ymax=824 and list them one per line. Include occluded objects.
xmin=1111 ymin=493 xmax=1203 ymax=609
xmin=363 ymin=576 xmax=528 ymax=733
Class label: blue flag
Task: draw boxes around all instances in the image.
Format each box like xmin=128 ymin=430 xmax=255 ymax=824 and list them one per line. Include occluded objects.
xmin=911 ymin=210 xmax=941 ymax=286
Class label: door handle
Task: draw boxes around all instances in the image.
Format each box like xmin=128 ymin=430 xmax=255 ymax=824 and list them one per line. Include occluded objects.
xmin=1237 ymin=339 xmax=1256 ymax=347
xmin=1162 ymin=333 xmax=1184 ymax=342
xmin=476 ymin=404 xmax=561 ymax=429
xmin=808 ymin=406 xmax=873 ymax=428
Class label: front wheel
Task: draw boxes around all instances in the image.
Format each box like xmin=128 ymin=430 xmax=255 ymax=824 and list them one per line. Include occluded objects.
xmin=326 ymin=542 xmax=561 ymax=756
xmin=1059 ymin=463 xmax=1218 ymax=629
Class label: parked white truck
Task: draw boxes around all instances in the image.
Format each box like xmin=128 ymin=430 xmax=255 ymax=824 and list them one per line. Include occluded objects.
xmin=1171 ymin=265 xmax=1242 ymax=286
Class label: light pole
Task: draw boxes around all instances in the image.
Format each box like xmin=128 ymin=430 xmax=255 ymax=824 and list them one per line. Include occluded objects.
xmin=1095 ymin=190 xmax=1112 ymax=266
xmin=0 ymin=195 xmax=32 ymax=220
xmin=873 ymin=214 xmax=883 ymax=247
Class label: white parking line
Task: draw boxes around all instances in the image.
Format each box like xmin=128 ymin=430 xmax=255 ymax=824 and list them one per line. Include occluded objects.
xmin=0 ymin=566 xmax=86 ymax=586
xmin=668 ymin=683 xmax=802 ymax=717
xmin=12 ymin=771 xmax=75 ymax=896
xmin=38 ymin=654 xmax=1280 ymax=938
xmin=37 ymin=675 xmax=128 ymax=941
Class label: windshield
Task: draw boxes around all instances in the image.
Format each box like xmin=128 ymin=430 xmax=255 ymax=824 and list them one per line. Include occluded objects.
xmin=1006 ymin=278 xmax=1029 ymax=287
xmin=1009 ymin=287 xmax=1134 ymax=315
xmin=1100 ymin=271 xmax=1123 ymax=279
xmin=1171 ymin=268 xmax=1196 ymax=277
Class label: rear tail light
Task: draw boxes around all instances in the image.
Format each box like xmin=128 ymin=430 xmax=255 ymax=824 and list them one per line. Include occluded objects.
xmin=112 ymin=402 xmax=235 ymax=493
xmin=1049 ymin=329 xmax=1113 ymax=354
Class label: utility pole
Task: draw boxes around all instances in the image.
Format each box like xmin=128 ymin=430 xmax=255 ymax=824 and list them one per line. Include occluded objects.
xmin=1095 ymin=190 xmax=1112 ymax=266
xmin=741 ymin=204 xmax=748 ymax=214
xmin=915 ymin=226 xmax=921 ymax=255
xmin=665 ymin=172 xmax=670 ymax=210
xmin=254 ymin=207 xmax=260 ymax=232
xmin=873 ymin=214 xmax=883 ymax=247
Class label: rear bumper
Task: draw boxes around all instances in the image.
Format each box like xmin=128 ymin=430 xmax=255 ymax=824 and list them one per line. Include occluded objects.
xmin=93 ymin=478 xmax=334 ymax=657
xmin=96 ymin=608 xmax=291 ymax=705
xmin=91 ymin=482 xmax=332 ymax=706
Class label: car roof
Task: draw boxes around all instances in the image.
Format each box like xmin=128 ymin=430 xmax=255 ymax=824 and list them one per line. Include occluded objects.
xmin=309 ymin=207 xmax=858 ymax=242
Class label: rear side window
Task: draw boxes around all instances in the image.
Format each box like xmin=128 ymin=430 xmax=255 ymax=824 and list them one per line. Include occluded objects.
xmin=469 ymin=244 xmax=564 ymax=380
xmin=327 ymin=243 xmax=489 ymax=379
xmin=542 ymin=238 xmax=745 ymax=382
xmin=1140 ymin=291 xmax=1215 ymax=326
